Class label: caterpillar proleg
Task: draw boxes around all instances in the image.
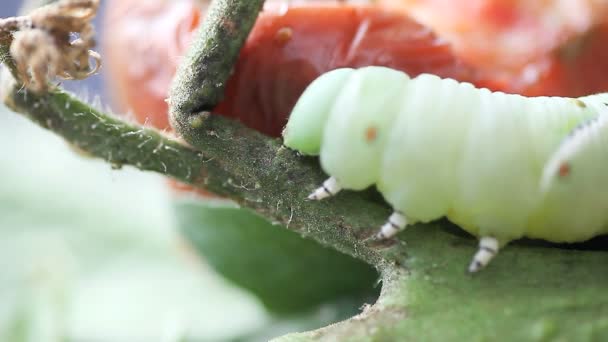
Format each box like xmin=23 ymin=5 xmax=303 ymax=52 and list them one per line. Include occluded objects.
xmin=283 ymin=66 xmax=608 ymax=272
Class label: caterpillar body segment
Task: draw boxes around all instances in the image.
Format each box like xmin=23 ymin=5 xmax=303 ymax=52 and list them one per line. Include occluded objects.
xmin=283 ymin=68 xmax=356 ymax=155
xmin=283 ymin=66 xmax=608 ymax=272
xmin=319 ymin=67 xmax=410 ymax=190
xmin=532 ymin=111 xmax=608 ymax=243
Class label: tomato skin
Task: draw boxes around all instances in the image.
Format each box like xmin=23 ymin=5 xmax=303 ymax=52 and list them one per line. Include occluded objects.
xmin=104 ymin=1 xmax=476 ymax=135
xmin=376 ymin=0 xmax=608 ymax=98
xmin=213 ymin=4 xmax=478 ymax=136
xmin=523 ymin=24 xmax=608 ymax=97
xmin=103 ymin=0 xmax=201 ymax=130
xmin=378 ymin=0 xmax=608 ymax=72
xmin=104 ymin=0 xmax=608 ymax=135
xmin=103 ymin=1 xmax=608 ymax=200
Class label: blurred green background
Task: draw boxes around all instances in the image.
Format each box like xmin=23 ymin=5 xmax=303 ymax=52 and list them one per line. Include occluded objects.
xmin=0 ymin=105 xmax=266 ymax=340
xmin=0 ymin=105 xmax=358 ymax=341
xmin=0 ymin=99 xmax=379 ymax=341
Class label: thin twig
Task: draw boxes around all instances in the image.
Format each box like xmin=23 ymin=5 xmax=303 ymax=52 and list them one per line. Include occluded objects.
xmin=169 ymin=0 xmax=265 ymax=131
xmin=1 ymin=79 xmax=396 ymax=267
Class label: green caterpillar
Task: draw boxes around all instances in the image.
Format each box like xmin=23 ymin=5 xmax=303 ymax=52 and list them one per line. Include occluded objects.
xmin=282 ymin=66 xmax=608 ymax=273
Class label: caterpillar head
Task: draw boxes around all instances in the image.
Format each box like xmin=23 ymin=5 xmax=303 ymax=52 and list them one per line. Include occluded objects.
xmin=282 ymin=68 xmax=355 ymax=155
xmin=540 ymin=108 xmax=608 ymax=195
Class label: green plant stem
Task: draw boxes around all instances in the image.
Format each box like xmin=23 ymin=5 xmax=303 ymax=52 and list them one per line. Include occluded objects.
xmin=2 ymin=83 xmax=209 ymax=183
xmin=1 ymin=80 xmax=399 ymax=267
xmin=169 ymin=0 xmax=265 ymax=131
xmin=164 ymin=0 xmax=401 ymax=266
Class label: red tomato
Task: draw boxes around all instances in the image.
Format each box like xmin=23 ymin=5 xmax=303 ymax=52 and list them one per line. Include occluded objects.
xmin=213 ymin=3 xmax=483 ymax=136
xmin=103 ymin=0 xmax=201 ymax=130
xmin=523 ymin=23 xmax=608 ymax=97
xmin=103 ymin=0 xmax=608 ymax=197
xmin=104 ymin=0 xmax=608 ymax=135
xmin=379 ymin=0 xmax=608 ymax=73
xmin=104 ymin=1 xmax=479 ymax=136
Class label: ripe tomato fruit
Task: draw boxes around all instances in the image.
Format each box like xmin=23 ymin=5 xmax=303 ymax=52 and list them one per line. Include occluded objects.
xmin=379 ymin=0 xmax=608 ymax=72
xmin=104 ymin=0 xmax=608 ymax=136
xmin=103 ymin=0 xmax=201 ymax=130
xmin=377 ymin=0 xmax=608 ymax=97
xmin=522 ymin=23 xmax=608 ymax=97
xmin=104 ymin=1 xmax=480 ymax=136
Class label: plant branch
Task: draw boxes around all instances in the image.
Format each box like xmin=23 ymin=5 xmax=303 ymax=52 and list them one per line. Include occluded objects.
xmin=2 ymin=77 xmax=402 ymax=268
xmin=168 ymin=0 xmax=264 ymax=130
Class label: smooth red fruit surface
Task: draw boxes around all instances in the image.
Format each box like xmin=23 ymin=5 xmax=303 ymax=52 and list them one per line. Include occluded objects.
xmin=523 ymin=23 xmax=608 ymax=97
xmin=213 ymin=4 xmax=481 ymax=136
xmin=379 ymin=0 xmax=608 ymax=72
xmin=104 ymin=1 xmax=478 ymax=136
xmin=103 ymin=0 xmax=201 ymax=130
xmin=104 ymin=0 xmax=608 ymax=136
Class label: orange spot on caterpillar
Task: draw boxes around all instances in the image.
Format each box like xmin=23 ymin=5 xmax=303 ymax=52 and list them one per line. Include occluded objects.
xmin=558 ymin=163 xmax=571 ymax=178
xmin=365 ymin=126 xmax=378 ymax=142
xmin=274 ymin=27 xmax=293 ymax=46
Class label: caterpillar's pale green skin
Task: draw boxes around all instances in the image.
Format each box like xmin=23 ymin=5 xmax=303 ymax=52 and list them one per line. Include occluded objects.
xmin=283 ymin=66 xmax=608 ymax=272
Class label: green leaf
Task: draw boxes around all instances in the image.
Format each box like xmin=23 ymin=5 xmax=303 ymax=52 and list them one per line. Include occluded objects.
xmin=175 ymin=198 xmax=380 ymax=314
xmin=277 ymin=224 xmax=608 ymax=341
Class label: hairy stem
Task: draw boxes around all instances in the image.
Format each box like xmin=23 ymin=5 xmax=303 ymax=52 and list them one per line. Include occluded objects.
xmin=0 ymin=0 xmax=404 ymax=269
xmin=2 ymin=78 xmax=402 ymax=268
xmin=168 ymin=0 xmax=264 ymax=131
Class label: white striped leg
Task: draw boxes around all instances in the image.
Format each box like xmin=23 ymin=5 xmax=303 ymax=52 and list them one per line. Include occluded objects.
xmin=307 ymin=177 xmax=342 ymax=200
xmin=375 ymin=211 xmax=408 ymax=239
xmin=468 ymin=237 xmax=499 ymax=273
